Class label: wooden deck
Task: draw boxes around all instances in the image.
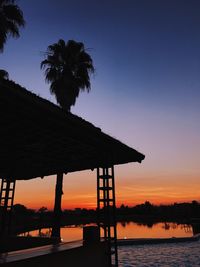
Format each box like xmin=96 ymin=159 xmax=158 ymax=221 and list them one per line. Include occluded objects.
xmin=0 ymin=240 xmax=109 ymax=267
xmin=0 ymin=240 xmax=82 ymax=264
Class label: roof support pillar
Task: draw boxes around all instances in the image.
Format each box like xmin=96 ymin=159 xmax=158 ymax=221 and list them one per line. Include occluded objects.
xmin=97 ymin=166 xmax=118 ymax=267
xmin=51 ymin=173 xmax=63 ymax=240
xmin=0 ymin=178 xmax=16 ymax=236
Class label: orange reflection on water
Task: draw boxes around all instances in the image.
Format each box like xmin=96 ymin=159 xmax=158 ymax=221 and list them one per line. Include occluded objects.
xmin=20 ymin=222 xmax=193 ymax=241
xmin=61 ymin=226 xmax=83 ymax=242
xmin=20 ymin=225 xmax=83 ymax=242
xmin=117 ymin=222 xmax=193 ymax=239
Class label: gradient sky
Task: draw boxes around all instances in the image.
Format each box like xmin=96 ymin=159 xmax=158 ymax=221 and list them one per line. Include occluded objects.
xmin=1 ymin=0 xmax=200 ymax=209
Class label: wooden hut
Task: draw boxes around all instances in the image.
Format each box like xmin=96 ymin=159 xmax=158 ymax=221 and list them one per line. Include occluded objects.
xmin=0 ymin=79 xmax=145 ymax=266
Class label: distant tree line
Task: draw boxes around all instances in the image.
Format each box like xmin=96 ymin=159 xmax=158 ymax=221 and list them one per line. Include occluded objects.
xmin=116 ymin=201 xmax=200 ymax=222
xmin=8 ymin=204 xmax=97 ymax=234
xmin=7 ymin=200 xmax=200 ymax=234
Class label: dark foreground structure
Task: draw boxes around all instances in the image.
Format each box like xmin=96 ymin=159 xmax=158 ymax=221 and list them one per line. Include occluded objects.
xmin=0 ymin=240 xmax=109 ymax=267
xmin=0 ymin=79 xmax=145 ymax=266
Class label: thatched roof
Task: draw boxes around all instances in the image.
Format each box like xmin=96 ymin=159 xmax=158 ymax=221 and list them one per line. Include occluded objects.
xmin=0 ymin=79 xmax=145 ymax=180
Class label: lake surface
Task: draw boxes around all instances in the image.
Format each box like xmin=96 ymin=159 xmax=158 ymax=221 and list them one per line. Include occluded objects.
xmin=118 ymin=240 xmax=200 ymax=266
xmin=20 ymin=221 xmax=193 ymax=241
xmin=19 ymin=222 xmax=199 ymax=266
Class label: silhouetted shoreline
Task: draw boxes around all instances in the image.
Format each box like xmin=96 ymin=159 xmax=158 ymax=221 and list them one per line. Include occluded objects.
xmin=4 ymin=200 xmax=200 ymax=235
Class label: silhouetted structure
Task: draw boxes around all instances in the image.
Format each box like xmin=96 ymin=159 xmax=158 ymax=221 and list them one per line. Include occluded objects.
xmin=0 ymin=79 xmax=145 ymax=266
xmin=97 ymin=166 xmax=118 ymax=266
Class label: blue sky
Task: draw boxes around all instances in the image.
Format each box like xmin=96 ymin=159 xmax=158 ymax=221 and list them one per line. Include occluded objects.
xmin=1 ymin=0 xmax=200 ymax=208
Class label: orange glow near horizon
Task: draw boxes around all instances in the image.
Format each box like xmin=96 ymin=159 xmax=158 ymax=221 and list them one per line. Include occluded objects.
xmin=14 ymin=164 xmax=200 ymax=210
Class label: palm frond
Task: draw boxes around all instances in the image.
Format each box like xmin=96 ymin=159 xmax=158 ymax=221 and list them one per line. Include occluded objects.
xmin=3 ymin=4 xmax=25 ymax=26
xmin=6 ymin=20 xmax=19 ymax=37
xmin=0 ymin=0 xmax=25 ymax=51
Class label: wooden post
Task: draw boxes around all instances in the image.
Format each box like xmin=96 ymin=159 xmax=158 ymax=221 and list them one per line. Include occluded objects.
xmin=51 ymin=173 xmax=63 ymax=239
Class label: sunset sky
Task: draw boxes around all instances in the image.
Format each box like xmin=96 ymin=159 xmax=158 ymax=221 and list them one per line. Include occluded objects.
xmin=1 ymin=0 xmax=200 ymax=210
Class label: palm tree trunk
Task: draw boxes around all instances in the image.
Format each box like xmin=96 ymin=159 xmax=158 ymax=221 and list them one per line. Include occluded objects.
xmin=51 ymin=173 xmax=63 ymax=239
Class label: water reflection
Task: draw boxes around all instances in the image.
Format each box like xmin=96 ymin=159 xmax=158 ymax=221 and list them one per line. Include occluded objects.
xmin=20 ymin=228 xmax=52 ymax=238
xmin=118 ymin=222 xmax=193 ymax=239
xmin=19 ymin=222 xmax=194 ymax=241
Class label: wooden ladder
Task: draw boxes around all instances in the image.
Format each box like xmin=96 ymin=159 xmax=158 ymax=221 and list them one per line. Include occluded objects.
xmin=97 ymin=166 xmax=118 ymax=267
xmin=0 ymin=178 xmax=16 ymax=235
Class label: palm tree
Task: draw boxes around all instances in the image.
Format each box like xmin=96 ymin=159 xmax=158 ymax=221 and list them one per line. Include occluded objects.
xmin=41 ymin=39 xmax=94 ymax=112
xmin=41 ymin=39 xmax=94 ymax=238
xmin=0 ymin=0 xmax=25 ymax=51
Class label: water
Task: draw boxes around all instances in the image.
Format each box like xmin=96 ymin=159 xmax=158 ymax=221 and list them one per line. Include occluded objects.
xmin=118 ymin=240 xmax=200 ymax=267
xmin=19 ymin=222 xmax=193 ymax=241
xmin=117 ymin=222 xmax=193 ymax=239
xmin=19 ymin=222 xmax=199 ymax=266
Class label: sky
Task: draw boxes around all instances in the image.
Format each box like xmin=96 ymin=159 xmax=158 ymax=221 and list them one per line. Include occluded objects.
xmin=1 ymin=0 xmax=200 ymax=210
